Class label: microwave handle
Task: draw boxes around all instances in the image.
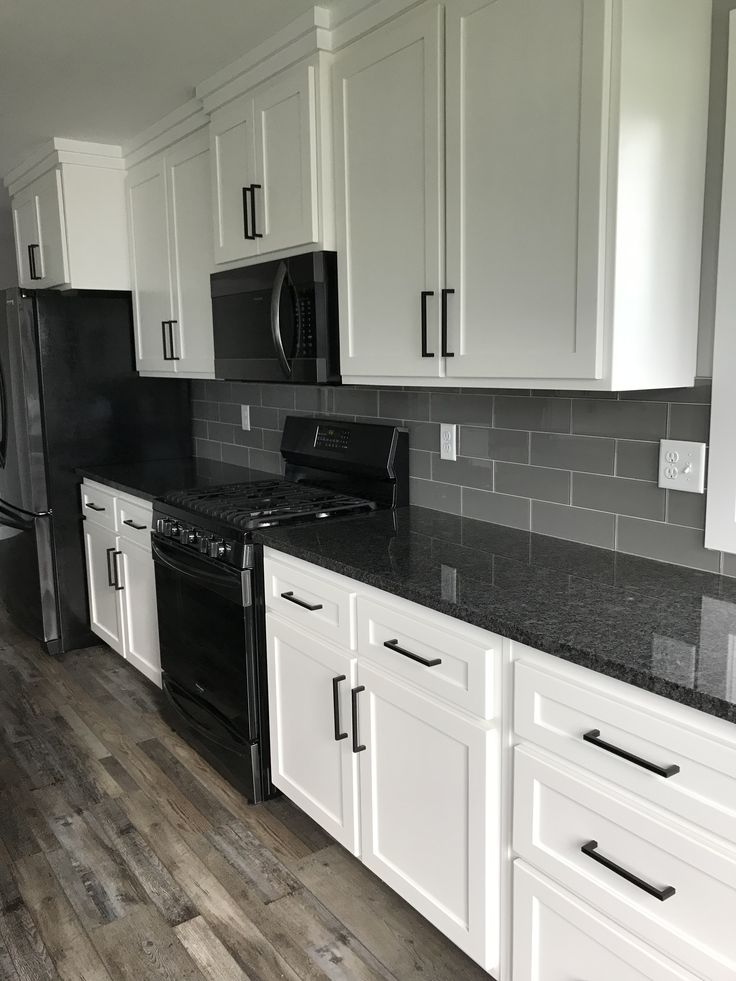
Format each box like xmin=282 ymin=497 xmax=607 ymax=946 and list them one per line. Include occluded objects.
xmin=270 ymin=261 xmax=293 ymax=379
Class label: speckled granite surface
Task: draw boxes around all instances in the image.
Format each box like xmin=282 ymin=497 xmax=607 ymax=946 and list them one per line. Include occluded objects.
xmin=255 ymin=506 xmax=736 ymax=725
xmin=77 ymin=458 xmax=272 ymax=502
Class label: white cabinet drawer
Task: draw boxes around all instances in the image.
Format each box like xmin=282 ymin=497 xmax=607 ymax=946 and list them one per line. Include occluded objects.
xmin=116 ymin=496 xmax=153 ymax=549
xmin=513 ymin=746 xmax=736 ymax=981
xmin=514 ymin=655 xmax=736 ymax=848
xmin=513 ymin=861 xmax=700 ymax=981
xmin=357 ymin=594 xmax=498 ymax=718
xmin=263 ymin=550 xmax=357 ymax=650
xmin=80 ymin=481 xmax=116 ymax=530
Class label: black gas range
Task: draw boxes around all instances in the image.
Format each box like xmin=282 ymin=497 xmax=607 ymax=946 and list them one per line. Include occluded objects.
xmin=151 ymin=416 xmax=408 ymax=802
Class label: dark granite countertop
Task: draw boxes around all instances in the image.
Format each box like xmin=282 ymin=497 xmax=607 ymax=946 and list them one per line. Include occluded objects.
xmin=255 ymin=506 xmax=736 ymax=725
xmin=76 ymin=458 xmax=274 ymax=502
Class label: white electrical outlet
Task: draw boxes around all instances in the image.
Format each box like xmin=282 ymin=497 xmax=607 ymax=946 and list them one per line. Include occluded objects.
xmin=658 ymin=439 xmax=706 ymax=494
xmin=241 ymin=405 xmax=251 ymax=431
xmin=440 ymin=423 xmax=457 ymax=461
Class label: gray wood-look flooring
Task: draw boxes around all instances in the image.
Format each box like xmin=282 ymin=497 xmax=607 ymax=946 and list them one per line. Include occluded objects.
xmin=0 ymin=610 xmax=489 ymax=981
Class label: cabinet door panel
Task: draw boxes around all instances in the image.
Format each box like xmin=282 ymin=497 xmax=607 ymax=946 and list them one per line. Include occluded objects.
xmin=12 ymin=187 xmax=40 ymax=288
xmin=33 ymin=169 xmax=69 ymax=288
xmin=119 ymin=537 xmax=161 ymax=687
xmin=127 ymin=156 xmax=172 ymax=372
xmin=445 ymin=0 xmax=607 ymax=380
xmin=358 ymin=663 xmax=495 ymax=970
xmin=266 ymin=615 xmax=359 ymax=853
xmin=333 ymin=3 xmax=444 ymax=378
xmin=84 ymin=522 xmax=124 ymax=655
xmin=211 ymin=95 xmax=258 ymax=264
xmin=253 ymin=62 xmax=319 ymax=255
xmin=167 ymin=130 xmax=215 ymax=376
xmin=513 ymin=862 xmax=700 ymax=981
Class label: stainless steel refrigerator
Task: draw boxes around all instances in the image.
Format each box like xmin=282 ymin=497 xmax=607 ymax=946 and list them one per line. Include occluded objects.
xmin=0 ymin=287 xmax=191 ymax=653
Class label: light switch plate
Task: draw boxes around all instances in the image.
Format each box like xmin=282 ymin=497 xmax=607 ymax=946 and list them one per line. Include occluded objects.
xmin=440 ymin=423 xmax=457 ymax=461
xmin=241 ymin=405 xmax=251 ymax=431
xmin=658 ymin=439 xmax=706 ymax=494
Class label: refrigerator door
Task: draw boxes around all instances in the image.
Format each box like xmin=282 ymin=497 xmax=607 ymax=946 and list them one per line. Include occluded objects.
xmin=0 ymin=502 xmax=57 ymax=644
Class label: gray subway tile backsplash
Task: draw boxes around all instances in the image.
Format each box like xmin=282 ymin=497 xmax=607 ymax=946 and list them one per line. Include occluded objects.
xmin=191 ymin=379 xmax=726 ymax=576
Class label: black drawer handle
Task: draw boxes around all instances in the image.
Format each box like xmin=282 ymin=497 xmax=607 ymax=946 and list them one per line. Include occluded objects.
xmin=583 ymin=730 xmax=680 ymax=779
xmin=383 ymin=639 xmax=441 ymax=668
xmin=281 ymin=591 xmax=323 ymax=612
xmin=581 ymin=840 xmax=675 ymax=902
xmin=332 ymin=675 xmax=348 ymax=742
xmin=351 ymin=685 xmax=366 ymax=753
xmin=123 ymin=519 xmax=148 ymax=531
xmin=86 ymin=502 xmax=106 ymax=512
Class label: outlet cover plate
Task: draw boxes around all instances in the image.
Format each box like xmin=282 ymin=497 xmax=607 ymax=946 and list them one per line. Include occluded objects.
xmin=658 ymin=439 xmax=706 ymax=494
xmin=241 ymin=405 xmax=251 ymax=431
xmin=440 ymin=423 xmax=457 ymax=461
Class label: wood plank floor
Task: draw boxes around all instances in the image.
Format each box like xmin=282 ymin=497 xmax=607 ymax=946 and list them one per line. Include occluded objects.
xmin=0 ymin=610 xmax=490 ymax=981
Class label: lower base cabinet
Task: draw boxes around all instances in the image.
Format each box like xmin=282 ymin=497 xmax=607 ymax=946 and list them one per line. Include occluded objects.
xmin=265 ymin=610 xmax=498 ymax=972
xmin=118 ymin=536 xmax=161 ymax=686
xmin=513 ymin=862 xmax=700 ymax=981
xmin=84 ymin=521 xmax=125 ymax=655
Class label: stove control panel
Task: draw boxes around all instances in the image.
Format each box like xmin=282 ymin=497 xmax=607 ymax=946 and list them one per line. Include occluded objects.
xmin=315 ymin=424 xmax=352 ymax=452
xmin=153 ymin=514 xmax=250 ymax=569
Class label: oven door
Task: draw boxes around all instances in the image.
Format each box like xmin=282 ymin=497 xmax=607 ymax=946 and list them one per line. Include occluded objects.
xmin=151 ymin=536 xmax=260 ymax=748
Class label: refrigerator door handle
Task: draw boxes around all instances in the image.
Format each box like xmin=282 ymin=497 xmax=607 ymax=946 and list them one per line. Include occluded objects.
xmin=0 ymin=497 xmax=51 ymax=520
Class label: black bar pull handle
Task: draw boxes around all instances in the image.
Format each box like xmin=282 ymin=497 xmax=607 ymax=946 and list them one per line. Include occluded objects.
xmin=351 ymin=685 xmax=366 ymax=753
xmin=86 ymin=502 xmax=106 ymax=512
xmin=441 ymin=288 xmax=455 ymax=357
xmin=249 ymin=184 xmax=263 ymax=239
xmin=113 ymin=551 xmax=124 ymax=591
xmin=280 ymin=590 xmax=323 ymax=612
xmin=583 ymin=730 xmax=680 ymax=779
xmin=383 ymin=639 xmax=441 ymax=668
xmin=162 ymin=321 xmax=171 ymax=360
xmin=581 ymin=840 xmax=675 ymax=902
xmin=242 ymin=186 xmax=254 ymax=240
xmin=105 ymin=547 xmax=116 ymax=588
xmin=421 ymin=291 xmax=435 ymax=358
xmin=123 ymin=519 xmax=147 ymax=531
xmin=168 ymin=321 xmax=180 ymax=361
xmin=332 ymin=675 xmax=348 ymax=741
xmin=28 ymin=244 xmax=42 ymax=281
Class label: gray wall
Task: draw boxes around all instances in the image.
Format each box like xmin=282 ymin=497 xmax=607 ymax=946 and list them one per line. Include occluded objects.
xmin=190 ymin=379 xmax=735 ymax=576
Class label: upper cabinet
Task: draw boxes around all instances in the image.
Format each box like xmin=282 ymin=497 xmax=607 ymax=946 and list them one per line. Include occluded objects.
xmin=126 ymin=123 xmax=215 ymax=378
xmin=5 ymin=139 xmax=130 ymax=291
xmin=206 ymin=56 xmax=333 ymax=266
xmin=334 ymin=0 xmax=712 ymax=390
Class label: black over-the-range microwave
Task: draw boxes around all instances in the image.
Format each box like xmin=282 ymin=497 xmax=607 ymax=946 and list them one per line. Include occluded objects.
xmin=210 ymin=250 xmax=340 ymax=384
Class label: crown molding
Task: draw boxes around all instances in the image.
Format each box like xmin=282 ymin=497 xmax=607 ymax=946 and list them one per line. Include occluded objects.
xmin=4 ymin=138 xmax=124 ymax=195
xmin=123 ymin=98 xmax=208 ymax=168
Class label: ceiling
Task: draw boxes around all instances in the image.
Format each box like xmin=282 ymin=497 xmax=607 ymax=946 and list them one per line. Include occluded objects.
xmin=0 ymin=0 xmax=332 ymax=208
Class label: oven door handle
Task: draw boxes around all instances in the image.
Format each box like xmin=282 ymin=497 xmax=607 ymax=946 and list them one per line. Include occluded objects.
xmin=270 ymin=261 xmax=293 ymax=380
xmin=152 ymin=539 xmax=240 ymax=591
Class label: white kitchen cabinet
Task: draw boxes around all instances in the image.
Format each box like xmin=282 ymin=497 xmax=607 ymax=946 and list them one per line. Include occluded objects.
xmin=266 ymin=614 xmax=360 ymax=853
xmin=5 ymin=139 xmax=129 ymax=291
xmin=336 ymin=0 xmax=710 ymax=390
xmin=513 ymin=862 xmax=701 ymax=981
xmin=81 ymin=481 xmax=161 ymax=687
xmin=357 ymin=661 xmax=496 ymax=967
xmin=127 ymin=128 xmax=215 ymax=378
xmin=332 ymin=3 xmax=443 ymax=378
xmin=209 ymin=58 xmax=330 ymax=265
xmin=83 ymin=520 xmax=125 ymax=656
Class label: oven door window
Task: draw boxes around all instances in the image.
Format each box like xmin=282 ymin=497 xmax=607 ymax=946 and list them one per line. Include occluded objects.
xmin=153 ymin=543 xmax=259 ymax=743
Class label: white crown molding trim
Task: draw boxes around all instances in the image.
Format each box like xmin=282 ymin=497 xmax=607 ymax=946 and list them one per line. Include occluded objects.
xmin=329 ymin=0 xmax=425 ymax=51
xmin=4 ymin=138 xmax=124 ymax=194
xmin=123 ymin=98 xmax=208 ymax=169
xmin=196 ymin=5 xmax=332 ymax=112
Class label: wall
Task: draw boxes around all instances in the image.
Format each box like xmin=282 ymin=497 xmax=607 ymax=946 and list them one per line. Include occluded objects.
xmin=190 ymin=379 xmax=734 ymax=576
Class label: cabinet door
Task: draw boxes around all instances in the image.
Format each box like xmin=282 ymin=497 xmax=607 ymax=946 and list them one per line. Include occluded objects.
xmin=12 ymin=186 xmax=40 ymax=288
xmin=266 ymin=615 xmax=360 ymax=854
xmin=127 ymin=155 xmax=173 ymax=373
xmin=118 ymin=536 xmax=161 ymax=687
xmin=83 ymin=522 xmax=124 ymax=655
xmin=166 ymin=130 xmax=215 ymax=377
xmin=333 ymin=3 xmax=444 ymax=379
xmin=210 ymin=93 xmax=258 ymax=264
xmin=357 ymin=662 xmax=495 ymax=969
xmin=445 ymin=0 xmax=608 ymax=380
xmin=33 ymin=169 xmax=69 ymax=288
xmin=513 ymin=862 xmax=700 ymax=981
xmin=252 ymin=62 xmax=319 ymax=255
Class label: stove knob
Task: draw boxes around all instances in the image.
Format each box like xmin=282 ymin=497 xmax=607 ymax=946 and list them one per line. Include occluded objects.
xmin=198 ymin=535 xmax=210 ymax=554
xmin=166 ymin=522 xmax=179 ymax=538
xmin=208 ymin=538 xmax=225 ymax=559
xmin=178 ymin=526 xmax=194 ymax=545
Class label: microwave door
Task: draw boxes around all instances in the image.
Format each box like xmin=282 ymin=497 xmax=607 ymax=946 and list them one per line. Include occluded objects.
xmin=270 ymin=261 xmax=296 ymax=380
